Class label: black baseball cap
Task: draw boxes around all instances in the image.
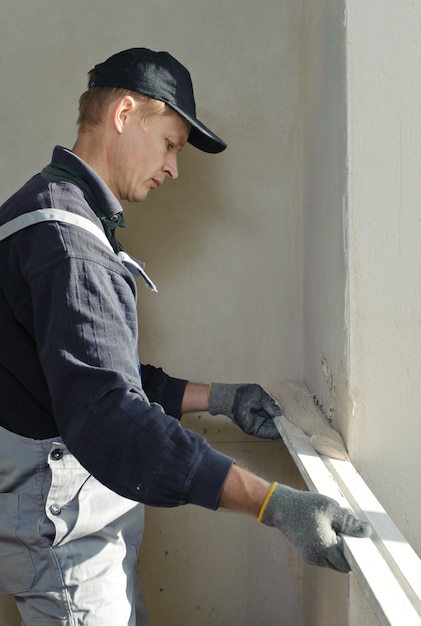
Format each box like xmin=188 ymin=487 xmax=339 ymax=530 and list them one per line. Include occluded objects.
xmin=90 ymin=47 xmax=227 ymax=154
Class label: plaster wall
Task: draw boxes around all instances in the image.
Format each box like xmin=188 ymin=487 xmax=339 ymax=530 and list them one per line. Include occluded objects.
xmin=347 ymin=0 xmax=421 ymax=551
xmin=0 ymin=1 xmax=307 ymax=624
xmin=4 ymin=2 xmax=416 ymax=625
xmin=346 ymin=2 xmax=421 ymax=623
xmin=299 ymin=2 xmax=351 ymax=624
xmin=301 ymin=1 xmax=350 ymax=440
xmin=300 ymin=1 xmax=421 ymax=624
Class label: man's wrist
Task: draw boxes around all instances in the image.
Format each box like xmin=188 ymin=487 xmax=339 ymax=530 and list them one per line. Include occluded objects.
xmin=217 ymin=464 xmax=272 ymax=517
xmin=181 ymin=382 xmax=210 ymax=413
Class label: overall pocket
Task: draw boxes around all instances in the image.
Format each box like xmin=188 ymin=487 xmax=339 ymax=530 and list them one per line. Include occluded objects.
xmin=0 ymin=493 xmax=36 ymax=593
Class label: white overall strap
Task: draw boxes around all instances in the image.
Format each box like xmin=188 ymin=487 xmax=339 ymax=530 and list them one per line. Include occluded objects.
xmin=117 ymin=250 xmax=157 ymax=292
xmin=0 ymin=208 xmax=157 ymax=292
xmin=0 ymin=208 xmax=113 ymax=250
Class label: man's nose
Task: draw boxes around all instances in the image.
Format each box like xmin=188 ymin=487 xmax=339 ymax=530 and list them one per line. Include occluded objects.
xmin=164 ymin=154 xmax=179 ymax=179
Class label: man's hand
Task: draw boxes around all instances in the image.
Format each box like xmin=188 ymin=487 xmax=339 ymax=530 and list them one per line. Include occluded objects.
xmin=208 ymin=383 xmax=281 ymax=439
xmin=258 ymin=483 xmax=371 ymax=572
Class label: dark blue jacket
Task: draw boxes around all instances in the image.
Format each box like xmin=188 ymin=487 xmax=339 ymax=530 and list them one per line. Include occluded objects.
xmin=0 ymin=146 xmax=233 ymax=509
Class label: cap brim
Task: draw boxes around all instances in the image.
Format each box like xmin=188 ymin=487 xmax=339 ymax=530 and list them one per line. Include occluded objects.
xmin=169 ymin=104 xmax=227 ymax=154
xmin=188 ymin=123 xmax=227 ymax=154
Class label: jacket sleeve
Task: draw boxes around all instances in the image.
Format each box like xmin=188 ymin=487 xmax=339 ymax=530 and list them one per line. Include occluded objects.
xmin=140 ymin=364 xmax=188 ymax=419
xmin=23 ymin=223 xmax=233 ymax=510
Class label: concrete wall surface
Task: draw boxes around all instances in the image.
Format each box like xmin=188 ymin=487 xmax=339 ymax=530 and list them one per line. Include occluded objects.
xmin=1 ymin=1 xmax=307 ymax=624
xmin=346 ymin=2 xmax=421 ymax=623
xmin=347 ymin=0 xmax=421 ymax=554
xmin=2 ymin=0 xmax=420 ymax=625
xmin=299 ymin=2 xmax=421 ymax=624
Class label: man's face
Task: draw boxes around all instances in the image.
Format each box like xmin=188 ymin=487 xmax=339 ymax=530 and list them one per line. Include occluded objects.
xmin=111 ymin=106 xmax=191 ymax=203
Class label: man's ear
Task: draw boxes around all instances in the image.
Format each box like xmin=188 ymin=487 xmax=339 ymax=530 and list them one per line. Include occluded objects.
xmin=113 ymin=95 xmax=137 ymax=134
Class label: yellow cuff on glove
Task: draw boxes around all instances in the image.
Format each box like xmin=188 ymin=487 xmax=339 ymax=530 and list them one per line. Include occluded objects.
xmin=257 ymin=482 xmax=278 ymax=522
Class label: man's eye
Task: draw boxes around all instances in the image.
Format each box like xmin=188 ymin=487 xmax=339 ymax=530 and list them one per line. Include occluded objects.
xmin=166 ymin=140 xmax=175 ymax=150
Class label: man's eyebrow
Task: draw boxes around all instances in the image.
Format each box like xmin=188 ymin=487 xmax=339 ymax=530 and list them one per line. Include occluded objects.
xmin=173 ymin=136 xmax=188 ymax=150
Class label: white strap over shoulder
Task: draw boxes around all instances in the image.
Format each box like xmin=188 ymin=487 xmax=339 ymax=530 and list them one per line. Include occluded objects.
xmin=0 ymin=208 xmax=157 ymax=291
xmin=0 ymin=208 xmax=113 ymax=250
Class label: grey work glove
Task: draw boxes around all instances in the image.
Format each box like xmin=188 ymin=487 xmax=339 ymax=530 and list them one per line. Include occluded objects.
xmin=259 ymin=483 xmax=371 ymax=572
xmin=208 ymin=383 xmax=281 ymax=439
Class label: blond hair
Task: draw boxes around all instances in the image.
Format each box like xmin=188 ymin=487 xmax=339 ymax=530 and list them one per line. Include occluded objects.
xmin=77 ymin=69 xmax=167 ymax=130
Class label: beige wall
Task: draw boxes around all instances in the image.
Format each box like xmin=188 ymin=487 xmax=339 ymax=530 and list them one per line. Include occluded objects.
xmin=1 ymin=1 xmax=307 ymax=624
xmin=2 ymin=1 xmax=420 ymax=624
xmin=118 ymin=2 xmax=308 ymax=623
xmin=301 ymin=1 xmax=350 ymax=442
xmin=299 ymin=3 xmax=351 ymax=624
xmin=347 ymin=0 xmax=421 ymax=554
xmin=346 ymin=2 xmax=421 ymax=624
xmin=300 ymin=1 xmax=421 ymax=624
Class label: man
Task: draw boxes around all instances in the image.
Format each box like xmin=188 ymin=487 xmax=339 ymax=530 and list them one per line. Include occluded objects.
xmin=0 ymin=48 xmax=370 ymax=625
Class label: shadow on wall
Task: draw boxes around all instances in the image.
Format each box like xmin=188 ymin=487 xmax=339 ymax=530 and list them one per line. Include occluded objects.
xmin=0 ymin=593 xmax=20 ymax=625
